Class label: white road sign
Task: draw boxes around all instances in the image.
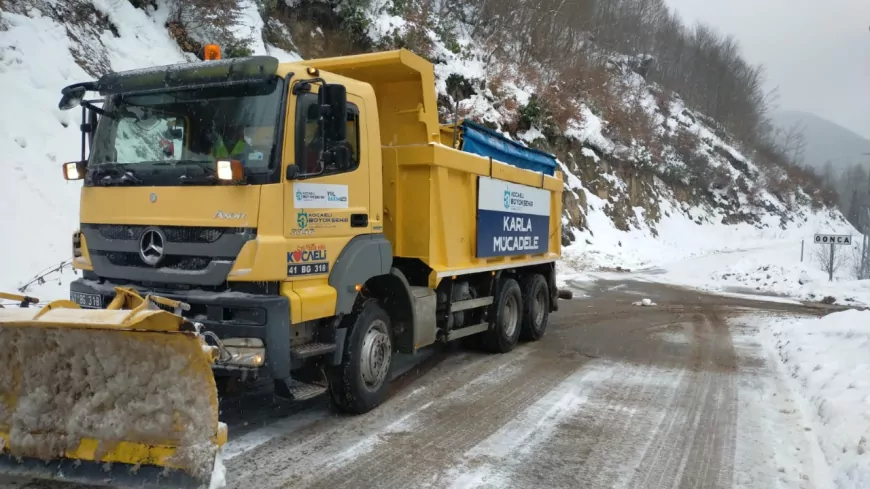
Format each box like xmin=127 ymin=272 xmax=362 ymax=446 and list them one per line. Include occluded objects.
xmin=814 ymin=234 xmax=852 ymax=245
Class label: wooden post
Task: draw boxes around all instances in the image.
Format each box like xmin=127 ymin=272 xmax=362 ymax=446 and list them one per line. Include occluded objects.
xmin=862 ymin=234 xmax=868 ymax=279
xmin=801 ymin=239 xmax=804 ymax=262
xmin=829 ymin=243 xmax=834 ymax=282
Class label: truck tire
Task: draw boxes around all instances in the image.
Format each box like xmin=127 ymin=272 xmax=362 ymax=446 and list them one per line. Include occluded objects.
xmin=482 ymin=278 xmax=523 ymax=353
xmin=520 ymin=274 xmax=549 ymax=341
xmin=328 ymin=300 xmax=393 ymax=414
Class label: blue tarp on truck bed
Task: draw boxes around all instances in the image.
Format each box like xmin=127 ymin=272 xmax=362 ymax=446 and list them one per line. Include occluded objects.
xmin=459 ymin=120 xmax=557 ymax=176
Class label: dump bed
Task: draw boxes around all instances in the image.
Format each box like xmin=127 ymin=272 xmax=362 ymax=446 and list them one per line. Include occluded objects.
xmin=308 ymin=50 xmax=562 ymax=288
xmin=382 ymin=144 xmax=562 ymax=287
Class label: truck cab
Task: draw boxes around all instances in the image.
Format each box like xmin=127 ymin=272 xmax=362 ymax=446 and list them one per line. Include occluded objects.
xmin=59 ymin=48 xmax=565 ymax=413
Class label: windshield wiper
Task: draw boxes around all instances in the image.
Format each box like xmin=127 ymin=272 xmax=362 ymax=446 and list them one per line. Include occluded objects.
xmin=90 ymin=164 xmax=143 ymax=186
xmin=165 ymin=160 xmax=220 ymax=185
xmin=179 ymin=174 xmax=218 ymax=185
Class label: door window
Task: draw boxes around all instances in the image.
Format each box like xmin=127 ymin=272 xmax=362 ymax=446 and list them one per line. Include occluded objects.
xmin=295 ymin=92 xmax=360 ymax=177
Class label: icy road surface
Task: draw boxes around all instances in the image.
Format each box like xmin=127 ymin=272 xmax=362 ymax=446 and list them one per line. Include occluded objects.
xmin=2 ymin=281 xmax=844 ymax=489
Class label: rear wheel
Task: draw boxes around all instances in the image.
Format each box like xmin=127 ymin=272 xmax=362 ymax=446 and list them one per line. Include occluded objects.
xmin=328 ymin=300 xmax=393 ymax=414
xmin=520 ymin=274 xmax=549 ymax=341
xmin=482 ymin=278 xmax=522 ymax=353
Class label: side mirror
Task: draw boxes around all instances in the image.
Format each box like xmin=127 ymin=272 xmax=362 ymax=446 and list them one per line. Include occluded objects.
xmin=62 ymin=161 xmax=86 ymax=181
xmin=286 ymin=165 xmax=300 ymax=181
xmin=59 ymin=86 xmax=86 ymax=111
xmin=319 ymin=84 xmax=347 ymax=143
xmin=169 ymin=128 xmax=184 ymax=139
xmin=58 ymin=82 xmax=94 ymax=111
xmin=331 ymin=145 xmax=351 ymax=170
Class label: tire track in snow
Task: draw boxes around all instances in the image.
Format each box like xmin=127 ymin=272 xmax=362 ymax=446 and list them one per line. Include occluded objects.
xmin=300 ymin=352 xmax=584 ymax=489
xmin=679 ymin=312 xmax=737 ymax=489
xmin=628 ymin=313 xmax=738 ymax=489
xmin=441 ymin=362 xmax=612 ymax=489
xmin=221 ymin=347 xmax=552 ymax=489
xmin=572 ymin=359 xmax=688 ymax=488
xmin=443 ymin=356 xmax=689 ymax=489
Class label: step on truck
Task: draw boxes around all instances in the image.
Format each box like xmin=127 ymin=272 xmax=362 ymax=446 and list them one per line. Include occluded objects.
xmin=0 ymin=47 xmax=568 ymax=488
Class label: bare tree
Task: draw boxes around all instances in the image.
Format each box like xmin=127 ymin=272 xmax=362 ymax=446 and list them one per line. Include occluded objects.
xmin=813 ymin=243 xmax=847 ymax=280
xmin=820 ymin=160 xmax=835 ymax=188
xmin=850 ymin=242 xmax=869 ymax=280
xmin=463 ymin=0 xmax=777 ymax=150
xmin=776 ymin=121 xmax=807 ymax=165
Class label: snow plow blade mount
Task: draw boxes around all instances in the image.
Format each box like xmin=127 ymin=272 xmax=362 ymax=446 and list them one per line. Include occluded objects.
xmin=0 ymin=288 xmax=226 ymax=489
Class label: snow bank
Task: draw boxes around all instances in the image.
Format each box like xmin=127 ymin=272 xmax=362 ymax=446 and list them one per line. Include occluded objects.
xmin=559 ymin=184 xmax=867 ymax=307
xmin=615 ymin=216 xmax=870 ymax=306
xmin=703 ymin=257 xmax=870 ymax=306
xmin=764 ymin=310 xmax=870 ymax=489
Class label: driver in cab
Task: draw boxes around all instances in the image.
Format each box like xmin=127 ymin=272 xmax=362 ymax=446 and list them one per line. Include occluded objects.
xmin=211 ymin=123 xmax=252 ymax=162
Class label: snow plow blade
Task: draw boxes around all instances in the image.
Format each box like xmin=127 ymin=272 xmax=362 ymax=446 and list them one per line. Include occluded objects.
xmin=0 ymin=288 xmax=226 ymax=489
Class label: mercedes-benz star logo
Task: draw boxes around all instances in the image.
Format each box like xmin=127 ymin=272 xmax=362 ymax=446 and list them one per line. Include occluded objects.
xmin=139 ymin=228 xmax=165 ymax=266
xmin=149 ymin=193 xmax=157 ymax=203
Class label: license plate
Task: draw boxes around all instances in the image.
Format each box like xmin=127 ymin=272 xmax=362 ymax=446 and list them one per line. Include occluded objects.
xmin=287 ymin=262 xmax=329 ymax=276
xmin=70 ymin=291 xmax=102 ymax=308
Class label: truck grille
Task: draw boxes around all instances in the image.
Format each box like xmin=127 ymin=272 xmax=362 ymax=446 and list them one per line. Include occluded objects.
xmin=81 ymin=224 xmax=255 ymax=286
xmin=91 ymin=225 xmax=239 ymax=243
xmin=101 ymin=252 xmax=213 ymax=271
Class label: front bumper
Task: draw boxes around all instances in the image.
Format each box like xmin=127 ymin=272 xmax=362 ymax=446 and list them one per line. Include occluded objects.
xmin=69 ymin=278 xmax=291 ymax=380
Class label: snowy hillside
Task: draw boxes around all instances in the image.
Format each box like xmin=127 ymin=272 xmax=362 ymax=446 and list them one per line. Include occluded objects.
xmin=0 ymin=0 xmax=859 ymax=302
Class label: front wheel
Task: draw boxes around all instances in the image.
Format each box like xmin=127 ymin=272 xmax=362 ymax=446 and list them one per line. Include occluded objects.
xmin=328 ymin=300 xmax=393 ymax=414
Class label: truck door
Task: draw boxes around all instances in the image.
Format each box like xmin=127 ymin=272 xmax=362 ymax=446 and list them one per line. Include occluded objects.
xmin=283 ymin=88 xmax=370 ymax=284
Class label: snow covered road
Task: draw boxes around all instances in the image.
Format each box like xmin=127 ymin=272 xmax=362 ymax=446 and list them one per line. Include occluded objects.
xmin=214 ymin=281 xmax=836 ymax=489
xmin=0 ymin=281 xmax=849 ymax=489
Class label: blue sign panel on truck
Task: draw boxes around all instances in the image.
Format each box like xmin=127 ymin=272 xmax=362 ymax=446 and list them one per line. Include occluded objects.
xmin=477 ymin=176 xmax=551 ymax=258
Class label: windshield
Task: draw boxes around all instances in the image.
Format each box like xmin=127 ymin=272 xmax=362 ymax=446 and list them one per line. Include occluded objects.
xmin=88 ymin=77 xmax=284 ymax=185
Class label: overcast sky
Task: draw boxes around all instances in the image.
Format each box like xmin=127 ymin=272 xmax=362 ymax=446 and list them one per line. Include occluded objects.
xmin=665 ymin=0 xmax=870 ymax=140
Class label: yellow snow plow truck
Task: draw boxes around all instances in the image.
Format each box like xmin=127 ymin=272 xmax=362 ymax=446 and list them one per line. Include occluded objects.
xmin=1 ymin=47 xmax=568 ymax=488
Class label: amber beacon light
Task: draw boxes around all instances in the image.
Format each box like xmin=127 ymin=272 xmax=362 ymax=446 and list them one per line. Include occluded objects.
xmin=203 ymin=44 xmax=221 ymax=61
